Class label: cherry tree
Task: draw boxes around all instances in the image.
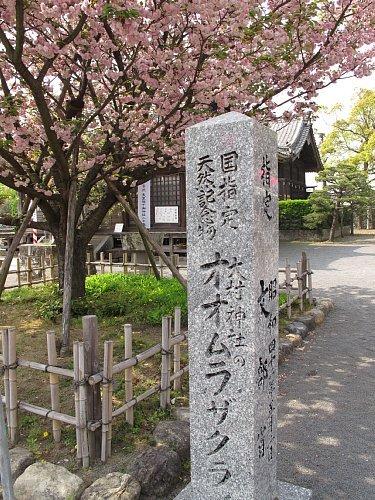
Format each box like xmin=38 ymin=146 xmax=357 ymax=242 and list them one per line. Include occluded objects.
xmin=0 ymin=0 xmax=374 ymax=299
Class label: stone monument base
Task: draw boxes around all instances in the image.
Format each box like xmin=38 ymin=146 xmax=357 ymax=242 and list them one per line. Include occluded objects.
xmin=176 ymin=481 xmax=312 ymax=499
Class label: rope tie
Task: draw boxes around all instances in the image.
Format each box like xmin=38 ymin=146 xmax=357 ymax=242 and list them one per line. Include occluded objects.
xmin=101 ymin=376 xmax=113 ymax=386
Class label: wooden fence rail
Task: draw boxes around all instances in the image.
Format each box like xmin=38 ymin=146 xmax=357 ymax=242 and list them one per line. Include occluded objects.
xmin=0 ymin=308 xmax=187 ymax=466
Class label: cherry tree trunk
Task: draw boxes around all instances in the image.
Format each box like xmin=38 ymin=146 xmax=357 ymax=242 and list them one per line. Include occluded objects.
xmin=55 ymin=237 xmax=87 ymax=300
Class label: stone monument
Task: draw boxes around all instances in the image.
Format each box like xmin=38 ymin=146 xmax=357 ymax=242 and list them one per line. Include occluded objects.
xmin=176 ymin=112 xmax=311 ymax=499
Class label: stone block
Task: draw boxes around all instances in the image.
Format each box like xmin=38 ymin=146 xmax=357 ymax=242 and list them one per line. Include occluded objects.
xmin=81 ymin=473 xmax=141 ymax=500
xmin=126 ymin=446 xmax=181 ymax=498
xmin=309 ymin=308 xmax=325 ymax=326
xmin=285 ymin=321 xmax=309 ymax=338
xmin=153 ymin=420 xmax=190 ymax=459
xmin=13 ymin=462 xmax=84 ymax=500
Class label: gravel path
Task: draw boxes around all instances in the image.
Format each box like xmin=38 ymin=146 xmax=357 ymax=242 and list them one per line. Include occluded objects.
xmin=278 ymin=234 xmax=375 ymax=499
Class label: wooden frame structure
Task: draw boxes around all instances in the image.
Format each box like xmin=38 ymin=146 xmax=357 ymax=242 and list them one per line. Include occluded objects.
xmin=0 ymin=308 xmax=187 ymax=466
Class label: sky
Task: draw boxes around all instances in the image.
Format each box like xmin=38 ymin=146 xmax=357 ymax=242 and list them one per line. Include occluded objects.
xmin=314 ymin=72 xmax=375 ymax=136
xmin=306 ymin=72 xmax=375 ymax=187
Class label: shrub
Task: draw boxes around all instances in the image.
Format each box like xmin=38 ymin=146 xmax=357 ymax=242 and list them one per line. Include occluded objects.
xmin=279 ymin=199 xmax=312 ymax=230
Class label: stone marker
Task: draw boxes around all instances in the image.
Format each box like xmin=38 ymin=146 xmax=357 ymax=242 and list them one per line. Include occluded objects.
xmin=176 ymin=112 xmax=311 ymax=500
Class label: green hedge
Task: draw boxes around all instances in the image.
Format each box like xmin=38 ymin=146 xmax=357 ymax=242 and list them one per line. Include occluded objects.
xmin=279 ymin=198 xmax=352 ymax=230
xmin=279 ymin=199 xmax=312 ymax=230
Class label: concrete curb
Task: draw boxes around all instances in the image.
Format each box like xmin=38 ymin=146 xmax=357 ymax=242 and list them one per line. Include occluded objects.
xmin=279 ymin=298 xmax=334 ymax=365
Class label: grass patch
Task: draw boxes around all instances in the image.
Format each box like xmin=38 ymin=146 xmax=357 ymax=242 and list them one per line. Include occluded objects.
xmin=3 ymin=275 xmax=288 ymax=327
xmin=3 ymin=274 xmax=187 ymax=326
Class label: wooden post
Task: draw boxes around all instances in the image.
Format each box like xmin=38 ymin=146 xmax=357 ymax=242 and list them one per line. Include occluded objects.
xmin=285 ymin=259 xmax=292 ymax=319
xmin=27 ymin=256 xmax=32 ymax=287
xmin=7 ymin=328 xmax=17 ymax=444
xmin=0 ymin=387 xmax=14 ymax=500
xmin=73 ymin=342 xmax=82 ymax=463
xmin=78 ymin=342 xmax=90 ymax=468
xmin=61 ymin=177 xmax=77 ymax=354
xmin=133 ymin=252 xmax=137 ymax=274
xmin=109 ymin=252 xmax=113 ymax=274
xmin=82 ymin=315 xmax=101 ymax=460
xmin=47 ymin=331 xmax=61 ymax=443
xmin=160 ymin=316 xmax=171 ymax=409
xmin=101 ymin=340 xmax=113 ymax=462
xmin=297 ymin=260 xmax=304 ymax=312
xmin=100 ymin=252 xmax=105 ymax=274
xmin=50 ymin=253 xmax=55 ymax=282
xmin=173 ymin=308 xmax=182 ymax=391
xmin=122 ymin=252 xmax=127 ymax=274
xmin=86 ymin=252 xmax=91 ymax=276
xmin=307 ymin=258 xmax=313 ymax=305
xmin=1 ymin=328 xmax=10 ymax=426
xmin=301 ymin=251 xmax=308 ymax=294
xmin=124 ymin=324 xmax=134 ymax=426
xmin=42 ymin=255 xmax=46 ymax=285
xmin=16 ymin=258 xmax=21 ymax=289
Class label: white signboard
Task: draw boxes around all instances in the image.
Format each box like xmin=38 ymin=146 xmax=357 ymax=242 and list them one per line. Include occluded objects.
xmin=137 ymin=181 xmax=151 ymax=228
xmin=114 ymin=223 xmax=124 ymax=233
xmin=155 ymin=206 xmax=179 ymax=224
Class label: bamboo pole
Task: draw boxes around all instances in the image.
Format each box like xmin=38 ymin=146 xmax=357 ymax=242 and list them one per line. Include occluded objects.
xmin=26 ymin=256 xmax=32 ymax=287
xmin=73 ymin=342 xmax=82 ymax=462
xmin=0 ymin=355 xmax=74 ymax=378
xmin=16 ymin=258 xmax=21 ymax=289
xmin=170 ymin=365 xmax=189 ymax=382
xmin=78 ymin=343 xmax=90 ymax=468
xmin=297 ymin=261 xmax=304 ymax=312
xmin=88 ymin=333 xmax=187 ymax=386
xmin=124 ymin=324 xmax=134 ymax=426
xmin=1 ymin=328 xmax=10 ymax=426
xmin=42 ymin=255 xmax=46 ymax=285
xmin=173 ymin=308 xmax=182 ymax=391
xmin=285 ymin=259 xmax=292 ymax=319
xmin=122 ymin=252 xmax=127 ymax=274
xmin=133 ymin=252 xmax=137 ymax=274
xmin=86 ymin=252 xmax=91 ymax=276
xmin=0 ymin=387 xmax=14 ymax=500
xmin=47 ymin=331 xmax=61 ymax=443
xmin=2 ymin=398 xmax=76 ymax=426
xmin=109 ymin=252 xmax=113 ymax=274
xmin=7 ymin=328 xmax=17 ymax=444
xmin=101 ymin=340 xmax=113 ymax=462
xmin=160 ymin=316 xmax=171 ymax=409
xmin=82 ymin=315 xmax=101 ymax=460
xmin=307 ymin=258 xmax=313 ymax=305
xmin=100 ymin=252 xmax=105 ymax=274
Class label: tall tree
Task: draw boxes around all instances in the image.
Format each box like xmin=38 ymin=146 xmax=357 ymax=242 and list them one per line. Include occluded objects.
xmin=320 ymin=89 xmax=375 ymax=227
xmin=0 ymin=0 xmax=374 ymax=299
xmin=304 ymin=162 xmax=372 ymax=241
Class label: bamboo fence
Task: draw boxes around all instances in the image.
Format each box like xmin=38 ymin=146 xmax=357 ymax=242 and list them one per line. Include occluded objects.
xmin=0 ymin=308 xmax=187 ymax=467
xmin=2 ymin=250 xmax=312 ymax=310
xmin=278 ymin=251 xmax=313 ymax=317
xmin=0 ymin=252 xmax=57 ymax=290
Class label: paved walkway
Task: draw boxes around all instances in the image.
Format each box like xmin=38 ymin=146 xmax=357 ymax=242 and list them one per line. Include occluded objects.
xmin=278 ymin=235 xmax=375 ymax=499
